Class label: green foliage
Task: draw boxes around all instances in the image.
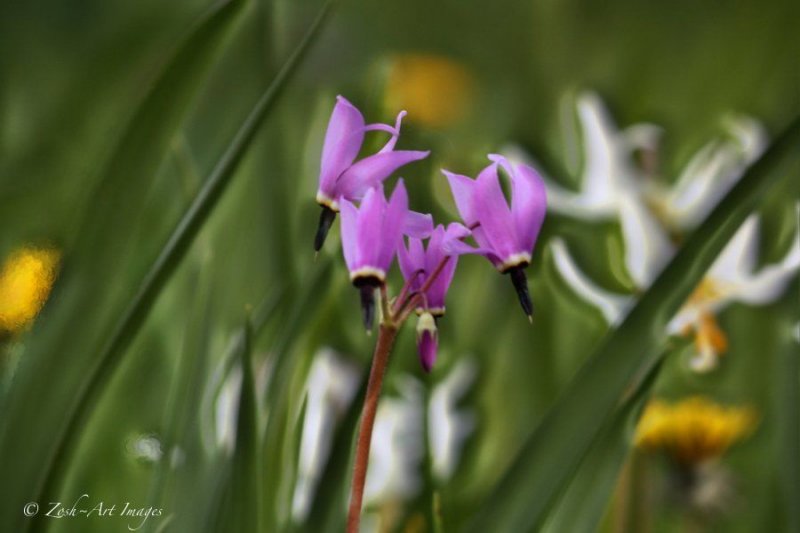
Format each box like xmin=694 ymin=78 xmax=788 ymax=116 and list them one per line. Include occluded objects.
xmin=1 ymin=1 xmax=797 ymax=532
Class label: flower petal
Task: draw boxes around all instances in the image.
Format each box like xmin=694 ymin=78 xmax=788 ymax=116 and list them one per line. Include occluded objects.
xmin=732 ymin=226 xmax=800 ymax=305
xmin=339 ymin=199 xmax=360 ymax=272
xmin=356 ymin=186 xmax=386 ymax=272
xmin=319 ymin=96 xmax=365 ymax=196
xmin=378 ymin=180 xmax=410 ymax=271
xmin=443 ymin=170 xmax=477 ymax=225
xmin=404 ymin=210 xmax=434 ymax=238
xmin=709 ymin=215 xmax=759 ymax=283
xmin=473 ymin=161 xmax=518 ymax=261
xmin=398 ymin=236 xmax=426 ymax=284
xmin=379 ymin=110 xmax=407 ymax=153
xmin=491 ymin=155 xmax=547 ymax=254
xmin=618 ymin=194 xmax=673 ymax=288
xmin=550 ymin=238 xmax=630 ymax=324
xmin=337 ymin=150 xmax=430 ymax=200
xmin=425 ymin=227 xmax=458 ymax=310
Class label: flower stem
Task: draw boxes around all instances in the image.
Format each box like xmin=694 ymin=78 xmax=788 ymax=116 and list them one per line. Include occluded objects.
xmin=347 ymin=324 xmax=399 ymax=533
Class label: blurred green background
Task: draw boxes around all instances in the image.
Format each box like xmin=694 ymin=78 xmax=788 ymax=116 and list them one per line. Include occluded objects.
xmin=0 ymin=0 xmax=798 ymax=531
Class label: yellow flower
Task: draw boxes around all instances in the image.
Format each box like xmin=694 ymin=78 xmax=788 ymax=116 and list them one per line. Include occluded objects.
xmin=0 ymin=246 xmax=60 ymax=334
xmin=634 ymin=397 xmax=756 ymax=465
xmin=384 ymin=53 xmax=474 ymax=128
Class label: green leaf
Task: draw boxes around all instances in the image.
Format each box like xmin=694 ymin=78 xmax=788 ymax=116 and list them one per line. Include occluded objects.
xmin=143 ymin=256 xmax=214 ymax=533
xmin=0 ymin=1 xmax=335 ymax=530
xmin=0 ymin=2 xmax=246 ymax=530
xmin=542 ymin=356 xmax=665 ymax=533
xmin=466 ymin=116 xmax=800 ymax=533
xmin=775 ymin=301 xmax=800 ymax=532
xmin=261 ymin=260 xmax=335 ymax=530
xmin=229 ymin=318 xmax=262 ymax=533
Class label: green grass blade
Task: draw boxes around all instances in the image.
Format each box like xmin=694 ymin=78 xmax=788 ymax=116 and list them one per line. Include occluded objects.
xmin=466 ymin=116 xmax=800 ymax=533
xmin=776 ymin=291 xmax=800 ymax=532
xmin=0 ymin=2 xmax=246 ymax=530
xmin=143 ymin=257 xmax=214 ymax=533
xmin=229 ymin=318 xmax=262 ymax=533
xmin=542 ymin=356 xmax=665 ymax=533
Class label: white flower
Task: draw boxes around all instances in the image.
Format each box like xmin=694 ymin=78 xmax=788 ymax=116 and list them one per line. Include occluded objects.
xmin=292 ymin=349 xmax=360 ymax=521
xmin=667 ymin=215 xmax=800 ymax=371
xmin=429 ymin=359 xmax=477 ymax=480
xmin=508 ymin=91 xmax=798 ymax=372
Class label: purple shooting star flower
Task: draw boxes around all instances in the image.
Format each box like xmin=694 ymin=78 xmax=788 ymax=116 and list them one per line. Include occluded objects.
xmin=398 ymin=222 xmax=471 ymax=371
xmin=443 ymin=154 xmax=547 ymax=320
xmin=340 ymin=180 xmax=433 ymax=330
xmin=398 ymin=223 xmax=471 ymax=316
xmin=313 ymin=96 xmax=430 ymax=252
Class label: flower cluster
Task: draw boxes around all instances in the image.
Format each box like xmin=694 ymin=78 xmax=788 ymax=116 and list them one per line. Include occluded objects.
xmin=313 ymin=96 xmax=547 ymax=371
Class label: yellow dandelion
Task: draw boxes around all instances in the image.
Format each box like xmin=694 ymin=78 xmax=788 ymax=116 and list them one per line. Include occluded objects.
xmin=0 ymin=246 xmax=60 ymax=335
xmin=384 ymin=53 xmax=475 ymax=129
xmin=634 ymin=396 xmax=756 ymax=465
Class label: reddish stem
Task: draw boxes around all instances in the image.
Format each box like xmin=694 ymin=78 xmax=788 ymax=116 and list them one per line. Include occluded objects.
xmin=347 ymin=324 xmax=399 ymax=533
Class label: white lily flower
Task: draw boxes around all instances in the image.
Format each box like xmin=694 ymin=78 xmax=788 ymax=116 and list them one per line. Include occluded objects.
xmin=429 ymin=358 xmax=477 ymax=480
xmin=364 ymin=376 xmax=424 ymax=504
xmin=292 ymin=349 xmax=360 ymax=521
xmin=668 ymin=215 xmax=800 ymax=372
xmin=508 ymin=91 xmax=797 ymax=372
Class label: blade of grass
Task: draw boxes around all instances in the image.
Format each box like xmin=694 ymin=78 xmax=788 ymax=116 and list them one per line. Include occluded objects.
xmin=0 ymin=2 xmax=334 ymax=530
xmin=466 ymin=115 xmax=800 ymax=532
xmin=776 ymin=280 xmax=800 ymax=532
xmin=261 ymin=260 xmax=335 ymax=530
xmin=229 ymin=318 xmax=262 ymax=533
xmin=0 ymin=2 xmax=246 ymax=530
xmin=542 ymin=355 xmax=666 ymax=533
xmin=144 ymin=256 xmax=214 ymax=533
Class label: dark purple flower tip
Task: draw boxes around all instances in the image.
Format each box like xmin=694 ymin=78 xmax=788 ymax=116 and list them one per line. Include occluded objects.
xmin=355 ymin=277 xmax=381 ymax=331
xmin=416 ymin=311 xmax=439 ymax=372
xmin=313 ymin=205 xmax=337 ymax=253
xmin=508 ymin=265 xmax=533 ymax=322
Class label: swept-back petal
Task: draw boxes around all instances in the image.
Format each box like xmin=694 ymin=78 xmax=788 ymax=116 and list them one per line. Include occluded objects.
xmin=404 ymin=210 xmax=434 ymax=238
xmin=319 ymin=96 xmax=365 ymax=195
xmin=356 ymin=186 xmax=386 ymax=271
xmin=510 ymin=161 xmax=547 ymax=253
xmin=709 ymin=215 xmax=758 ymax=283
xmin=377 ymin=180 xmax=410 ymax=271
xmin=473 ymin=162 xmax=517 ymax=261
xmin=425 ymin=227 xmax=458 ymax=311
xmin=551 ymin=238 xmax=630 ymax=324
xmin=443 ymin=170 xmax=477 ymax=225
xmin=618 ymin=194 xmax=673 ymax=288
xmin=379 ymin=110 xmax=407 ymax=153
xmin=398 ymin=237 xmax=426 ymax=284
xmin=339 ymin=199 xmax=360 ymax=272
xmin=337 ymin=150 xmax=430 ymax=200
xmin=733 ymin=227 xmax=800 ymax=305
